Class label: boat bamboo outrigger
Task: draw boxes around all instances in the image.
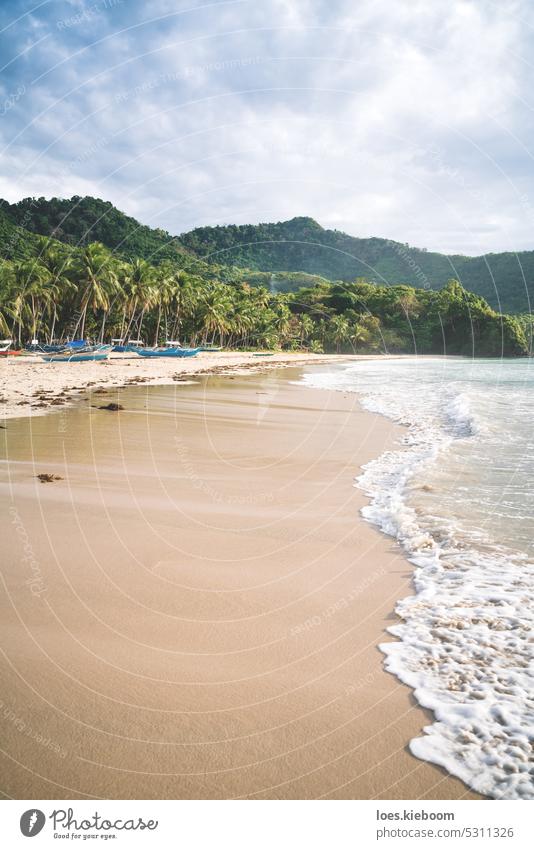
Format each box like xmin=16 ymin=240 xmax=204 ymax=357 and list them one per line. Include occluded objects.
xmin=41 ymin=345 xmax=112 ymax=363
xmin=111 ymin=339 xmax=145 ymax=352
xmin=136 ymin=346 xmax=199 ymax=358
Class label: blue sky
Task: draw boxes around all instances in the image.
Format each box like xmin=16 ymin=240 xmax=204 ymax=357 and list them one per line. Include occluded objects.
xmin=0 ymin=0 xmax=533 ymax=254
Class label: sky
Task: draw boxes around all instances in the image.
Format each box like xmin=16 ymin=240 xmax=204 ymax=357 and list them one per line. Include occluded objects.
xmin=0 ymin=0 xmax=533 ymax=254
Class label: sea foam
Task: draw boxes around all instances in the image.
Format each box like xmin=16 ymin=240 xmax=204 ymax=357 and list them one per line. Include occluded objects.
xmin=301 ymin=360 xmax=534 ymax=799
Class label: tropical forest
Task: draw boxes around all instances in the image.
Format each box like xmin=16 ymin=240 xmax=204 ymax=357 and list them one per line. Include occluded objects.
xmin=0 ymin=195 xmax=530 ymax=356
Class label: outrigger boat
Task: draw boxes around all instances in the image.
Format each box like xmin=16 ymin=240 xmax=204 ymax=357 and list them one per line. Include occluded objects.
xmin=26 ymin=339 xmax=89 ymax=353
xmin=111 ymin=339 xmax=145 ymax=352
xmin=0 ymin=340 xmax=22 ymax=357
xmin=41 ymin=344 xmax=112 ymax=363
xmin=165 ymin=341 xmax=221 ymax=353
xmin=136 ymin=346 xmax=199 ymax=358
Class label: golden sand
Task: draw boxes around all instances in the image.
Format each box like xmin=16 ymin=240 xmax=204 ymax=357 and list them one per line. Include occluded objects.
xmin=0 ymin=368 xmax=479 ymax=799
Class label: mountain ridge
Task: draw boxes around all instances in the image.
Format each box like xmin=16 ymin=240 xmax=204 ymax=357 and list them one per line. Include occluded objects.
xmin=1 ymin=195 xmax=532 ymax=313
xmin=179 ymin=216 xmax=533 ymax=313
xmin=0 ymin=196 xmax=529 ymax=357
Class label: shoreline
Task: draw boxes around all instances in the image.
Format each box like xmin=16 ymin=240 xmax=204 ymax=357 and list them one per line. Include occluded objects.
xmin=0 ymin=351 xmax=417 ymax=422
xmin=0 ymin=367 xmax=479 ymax=799
xmin=0 ymin=352 xmax=346 ymax=421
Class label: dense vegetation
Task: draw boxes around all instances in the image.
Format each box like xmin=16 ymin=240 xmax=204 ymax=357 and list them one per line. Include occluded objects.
xmin=2 ymin=195 xmax=181 ymax=260
xmin=0 ymin=196 xmax=241 ymax=284
xmin=2 ymin=195 xmax=534 ymax=313
xmin=0 ymin=234 xmax=528 ymax=356
xmin=181 ymin=216 xmax=534 ymax=314
xmin=0 ymin=206 xmax=44 ymax=262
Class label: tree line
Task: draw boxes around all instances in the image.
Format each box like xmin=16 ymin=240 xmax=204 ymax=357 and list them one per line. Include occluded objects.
xmin=0 ymin=237 xmax=528 ymax=356
xmin=4 ymin=195 xmax=534 ymax=313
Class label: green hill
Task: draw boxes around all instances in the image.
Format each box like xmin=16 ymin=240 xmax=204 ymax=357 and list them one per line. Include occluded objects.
xmin=180 ymin=216 xmax=534 ymax=313
xmin=1 ymin=195 xmax=185 ymax=262
xmin=0 ymin=196 xmax=529 ymax=356
xmin=0 ymin=205 xmax=45 ymax=261
xmin=0 ymin=197 xmax=328 ymax=292
xmin=0 ymin=195 xmax=239 ymax=283
xmin=1 ymin=196 xmax=533 ymax=313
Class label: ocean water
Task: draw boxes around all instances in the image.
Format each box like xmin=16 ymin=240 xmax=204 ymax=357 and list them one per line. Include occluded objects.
xmin=301 ymin=357 xmax=534 ymax=800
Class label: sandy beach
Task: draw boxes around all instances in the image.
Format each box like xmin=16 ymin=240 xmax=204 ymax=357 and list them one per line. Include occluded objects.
xmin=0 ymin=366 xmax=479 ymax=800
xmin=0 ymin=352 xmax=346 ymax=421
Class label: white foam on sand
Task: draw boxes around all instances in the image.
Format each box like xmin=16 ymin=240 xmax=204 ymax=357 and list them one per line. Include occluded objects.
xmin=300 ymin=364 xmax=534 ymax=800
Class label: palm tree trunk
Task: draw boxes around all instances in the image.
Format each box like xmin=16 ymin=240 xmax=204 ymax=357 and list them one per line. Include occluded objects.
xmin=170 ymin=313 xmax=179 ymax=342
xmin=153 ymin=303 xmax=162 ymax=346
xmin=99 ymin=311 xmax=107 ymax=343
xmin=138 ymin=308 xmax=146 ymax=341
xmin=49 ymin=308 xmax=57 ymax=344
xmin=119 ymin=305 xmax=127 ymax=341
xmin=123 ymin=300 xmax=138 ymax=341
xmin=79 ymin=308 xmax=85 ymax=340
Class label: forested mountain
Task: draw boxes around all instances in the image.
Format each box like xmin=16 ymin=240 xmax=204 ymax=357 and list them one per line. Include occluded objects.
xmin=2 ymin=195 xmax=533 ymax=313
xmin=0 ymin=197 xmax=327 ymax=291
xmin=0 ymin=194 xmax=530 ymax=357
xmin=1 ymin=195 xmax=182 ymax=261
xmin=1 ymin=196 xmax=534 ymax=312
xmin=181 ymin=216 xmax=534 ymax=314
xmin=0 ymin=206 xmax=44 ymax=261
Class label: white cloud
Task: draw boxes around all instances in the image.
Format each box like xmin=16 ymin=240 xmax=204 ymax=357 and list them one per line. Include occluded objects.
xmin=1 ymin=0 xmax=533 ymax=253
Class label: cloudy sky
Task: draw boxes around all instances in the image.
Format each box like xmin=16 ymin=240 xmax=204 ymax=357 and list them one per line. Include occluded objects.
xmin=0 ymin=0 xmax=533 ymax=254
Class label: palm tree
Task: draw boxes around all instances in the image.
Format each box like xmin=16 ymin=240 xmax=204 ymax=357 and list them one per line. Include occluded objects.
xmin=272 ymin=297 xmax=292 ymax=347
xmin=0 ymin=262 xmax=15 ymax=337
xmin=122 ymin=258 xmax=154 ymax=342
xmin=10 ymin=260 xmax=52 ymax=345
xmin=167 ymin=272 xmax=200 ymax=343
xmin=298 ymin=314 xmax=314 ymax=346
xmin=200 ymin=285 xmax=233 ymax=345
xmin=74 ymin=243 xmax=119 ymax=340
xmin=329 ymin=315 xmax=350 ymax=353
xmin=38 ymin=239 xmax=74 ymax=343
xmin=351 ymin=315 xmax=381 ymax=351
xmin=150 ymin=264 xmax=182 ymax=345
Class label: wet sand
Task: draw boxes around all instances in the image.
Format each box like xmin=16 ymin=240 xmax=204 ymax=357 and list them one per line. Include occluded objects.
xmin=0 ymin=367 xmax=479 ymax=799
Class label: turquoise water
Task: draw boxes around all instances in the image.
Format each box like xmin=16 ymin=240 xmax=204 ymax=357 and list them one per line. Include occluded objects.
xmin=301 ymin=358 xmax=534 ymax=800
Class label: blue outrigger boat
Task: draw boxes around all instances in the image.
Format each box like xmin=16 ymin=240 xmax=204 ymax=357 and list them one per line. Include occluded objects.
xmin=111 ymin=339 xmax=146 ymax=353
xmin=26 ymin=339 xmax=89 ymax=354
xmin=41 ymin=344 xmax=112 ymax=363
xmin=136 ymin=346 xmax=199 ymax=358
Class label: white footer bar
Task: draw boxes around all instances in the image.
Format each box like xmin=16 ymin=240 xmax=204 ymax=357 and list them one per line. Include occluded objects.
xmin=2 ymin=799 xmax=532 ymax=848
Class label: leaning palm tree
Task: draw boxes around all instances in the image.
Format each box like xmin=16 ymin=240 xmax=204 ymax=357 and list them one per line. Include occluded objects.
xmin=0 ymin=262 xmax=15 ymax=337
xmin=272 ymin=297 xmax=292 ymax=347
xmin=298 ymin=314 xmax=314 ymax=346
xmin=231 ymin=299 xmax=254 ymax=347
